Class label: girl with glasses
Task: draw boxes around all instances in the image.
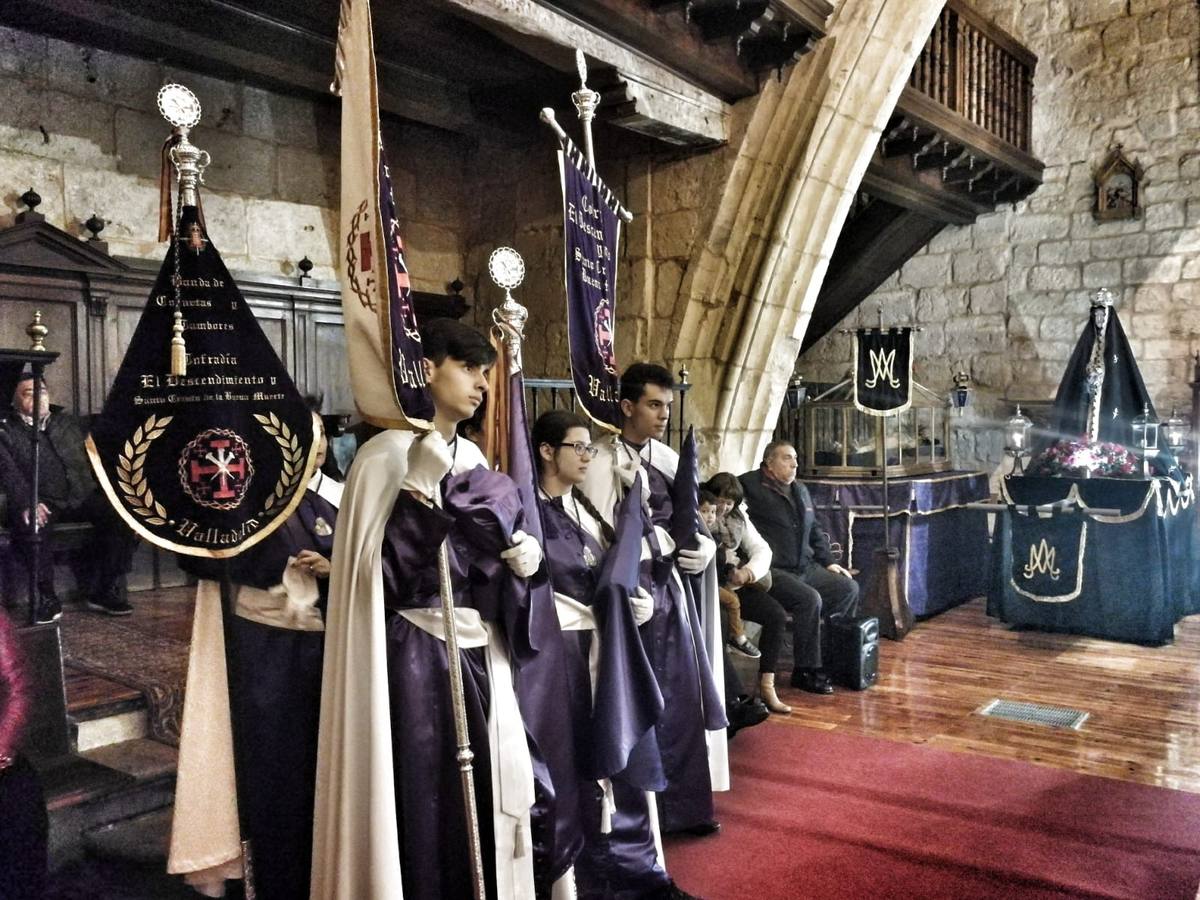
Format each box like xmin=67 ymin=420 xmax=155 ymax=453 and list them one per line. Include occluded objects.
xmin=533 ymin=409 xmax=697 ymax=900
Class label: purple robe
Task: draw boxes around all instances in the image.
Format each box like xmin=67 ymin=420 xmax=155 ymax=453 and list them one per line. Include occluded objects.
xmin=380 ymin=467 xmax=534 ymax=900
xmin=541 ymin=493 xmax=669 ymax=897
xmin=176 ymin=484 xmax=338 ymax=900
xmin=639 ymin=462 xmax=725 ymax=833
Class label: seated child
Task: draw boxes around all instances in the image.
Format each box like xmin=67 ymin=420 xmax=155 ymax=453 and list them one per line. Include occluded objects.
xmin=699 ymin=489 xmax=760 ymax=659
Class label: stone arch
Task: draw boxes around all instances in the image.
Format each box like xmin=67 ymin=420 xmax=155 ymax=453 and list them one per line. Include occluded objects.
xmin=665 ymin=0 xmax=945 ymax=472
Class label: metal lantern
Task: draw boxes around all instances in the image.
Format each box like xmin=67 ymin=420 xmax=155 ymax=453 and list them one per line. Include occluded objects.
xmin=1004 ymin=405 xmax=1032 ymax=475
xmin=949 ymin=369 xmax=972 ymax=416
xmin=785 ymin=374 xmax=807 ymax=411
xmin=1004 ymin=405 xmax=1032 ymax=454
xmin=1132 ymin=403 xmax=1159 ymax=452
xmin=1164 ymin=407 xmax=1188 ymax=451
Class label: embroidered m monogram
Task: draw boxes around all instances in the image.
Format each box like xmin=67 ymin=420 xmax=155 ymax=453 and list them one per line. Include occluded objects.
xmin=1022 ymin=538 xmax=1061 ymax=581
xmin=865 ymin=347 xmax=901 ymax=389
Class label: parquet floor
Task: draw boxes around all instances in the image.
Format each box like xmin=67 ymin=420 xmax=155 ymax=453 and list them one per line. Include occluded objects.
xmin=775 ymin=598 xmax=1200 ymax=793
xmin=62 ymin=588 xmax=1200 ymax=793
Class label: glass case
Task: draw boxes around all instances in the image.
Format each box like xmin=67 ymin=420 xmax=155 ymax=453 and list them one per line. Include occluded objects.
xmin=797 ymin=379 xmax=952 ymax=477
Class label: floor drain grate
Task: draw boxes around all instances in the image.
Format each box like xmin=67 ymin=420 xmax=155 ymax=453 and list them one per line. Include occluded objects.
xmin=977 ymin=699 xmax=1089 ymax=730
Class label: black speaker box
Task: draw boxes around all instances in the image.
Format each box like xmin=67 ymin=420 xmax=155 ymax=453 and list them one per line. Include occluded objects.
xmin=828 ymin=616 xmax=879 ymax=690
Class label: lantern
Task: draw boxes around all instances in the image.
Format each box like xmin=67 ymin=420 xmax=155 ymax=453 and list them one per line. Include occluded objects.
xmin=1132 ymin=403 xmax=1159 ymax=452
xmin=786 ymin=374 xmax=807 ymax=411
xmin=1004 ymin=405 xmax=1033 ymax=474
xmin=949 ymin=369 xmax=972 ymax=416
xmin=1164 ymin=407 xmax=1188 ymax=452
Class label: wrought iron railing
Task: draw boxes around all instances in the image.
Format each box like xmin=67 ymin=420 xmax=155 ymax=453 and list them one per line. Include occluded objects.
xmin=907 ymin=0 xmax=1035 ymax=153
xmin=525 ymin=372 xmax=693 ymax=452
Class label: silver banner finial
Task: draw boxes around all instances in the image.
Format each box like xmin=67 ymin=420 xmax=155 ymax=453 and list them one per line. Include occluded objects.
xmin=488 ymin=247 xmax=528 ymax=373
xmin=571 ymin=49 xmax=600 ymax=165
xmin=158 ymin=84 xmax=210 ymax=208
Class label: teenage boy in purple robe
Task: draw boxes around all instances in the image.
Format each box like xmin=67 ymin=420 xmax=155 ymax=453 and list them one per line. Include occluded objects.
xmin=534 ymin=409 xmax=699 ymax=899
xmin=311 ymin=319 xmax=548 ymax=900
xmin=579 ymin=364 xmax=728 ymax=837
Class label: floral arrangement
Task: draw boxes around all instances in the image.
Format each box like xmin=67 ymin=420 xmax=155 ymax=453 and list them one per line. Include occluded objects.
xmin=1028 ymin=439 xmax=1138 ymax=478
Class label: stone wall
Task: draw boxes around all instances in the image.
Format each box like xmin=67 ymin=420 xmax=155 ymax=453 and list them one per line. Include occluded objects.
xmin=0 ymin=24 xmax=469 ymax=291
xmin=799 ymin=0 xmax=1200 ymax=473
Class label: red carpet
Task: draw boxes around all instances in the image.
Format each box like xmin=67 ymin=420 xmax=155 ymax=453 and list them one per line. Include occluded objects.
xmin=664 ymin=723 xmax=1200 ymax=899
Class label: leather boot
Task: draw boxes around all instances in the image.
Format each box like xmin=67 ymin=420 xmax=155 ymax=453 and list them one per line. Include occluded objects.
xmin=759 ymin=673 xmax=792 ymax=714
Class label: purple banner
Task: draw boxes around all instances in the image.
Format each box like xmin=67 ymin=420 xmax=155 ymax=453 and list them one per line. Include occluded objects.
xmin=380 ymin=151 xmax=434 ymax=422
xmin=558 ymin=138 xmax=622 ymax=430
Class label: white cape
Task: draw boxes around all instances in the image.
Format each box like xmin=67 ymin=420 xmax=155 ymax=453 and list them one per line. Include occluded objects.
xmin=309 ymin=430 xmax=489 ymax=899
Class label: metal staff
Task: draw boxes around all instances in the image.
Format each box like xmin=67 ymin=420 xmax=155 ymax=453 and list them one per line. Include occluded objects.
xmin=23 ymin=315 xmax=54 ymax=627
xmin=434 ymin=524 xmax=486 ymax=900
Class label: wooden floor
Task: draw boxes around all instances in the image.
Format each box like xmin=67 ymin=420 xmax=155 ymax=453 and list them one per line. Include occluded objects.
xmin=62 ymin=588 xmax=1200 ymax=793
xmin=774 ymin=598 xmax=1200 ymax=794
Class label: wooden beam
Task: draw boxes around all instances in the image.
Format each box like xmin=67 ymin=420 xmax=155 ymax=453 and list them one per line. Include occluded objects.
xmin=535 ymin=0 xmax=758 ymax=98
xmin=896 ymin=86 xmax=1044 ymax=184
xmin=436 ymin=0 xmax=730 ymax=146
xmin=0 ymin=0 xmax=484 ymax=136
xmin=802 ymin=205 xmax=946 ymax=352
xmin=862 ymin=159 xmax=987 ymax=225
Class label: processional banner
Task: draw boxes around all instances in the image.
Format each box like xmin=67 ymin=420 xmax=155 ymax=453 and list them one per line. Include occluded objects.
xmin=335 ymin=0 xmax=432 ymax=429
xmin=86 ymin=205 xmax=318 ymax=558
xmin=853 ymin=327 xmax=914 ymax=416
xmin=557 ymin=135 xmax=623 ymax=431
xmin=1008 ymin=512 xmax=1087 ymax=603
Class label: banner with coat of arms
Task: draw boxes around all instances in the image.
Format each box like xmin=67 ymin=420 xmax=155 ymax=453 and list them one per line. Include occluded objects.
xmin=852 ymin=327 xmax=914 ymax=416
xmin=86 ymin=206 xmax=318 ymax=558
xmin=557 ymin=135 xmax=623 ymax=431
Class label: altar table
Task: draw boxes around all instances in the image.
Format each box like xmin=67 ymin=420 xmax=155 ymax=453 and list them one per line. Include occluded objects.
xmin=803 ymin=471 xmax=991 ymax=618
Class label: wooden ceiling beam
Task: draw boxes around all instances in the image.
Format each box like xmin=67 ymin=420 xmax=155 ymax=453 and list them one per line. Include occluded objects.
xmin=532 ymin=0 xmax=758 ymax=98
xmin=0 ymin=0 xmax=486 ymax=137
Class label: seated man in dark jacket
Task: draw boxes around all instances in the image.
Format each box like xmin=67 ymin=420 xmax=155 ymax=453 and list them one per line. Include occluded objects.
xmin=0 ymin=373 xmax=137 ymax=620
xmin=739 ymin=441 xmax=858 ymax=694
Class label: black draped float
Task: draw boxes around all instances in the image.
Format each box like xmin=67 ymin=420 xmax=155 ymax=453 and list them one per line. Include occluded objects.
xmin=989 ymin=475 xmax=1197 ymax=644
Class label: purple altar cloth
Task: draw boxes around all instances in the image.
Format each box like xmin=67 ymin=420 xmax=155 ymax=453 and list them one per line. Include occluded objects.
xmin=803 ymin=471 xmax=991 ymax=617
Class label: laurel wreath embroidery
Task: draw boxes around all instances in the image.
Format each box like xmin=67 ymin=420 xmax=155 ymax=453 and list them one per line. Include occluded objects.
xmin=254 ymin=413 xmax=306 ymax=513
xmin=117 ymin=415 xmax=174 ymax=526
xmin=345 ymin=198 xmax=376 ymax=312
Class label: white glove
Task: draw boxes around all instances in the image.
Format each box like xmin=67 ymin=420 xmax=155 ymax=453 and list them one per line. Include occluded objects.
xmin=676 ymin=533 xmax=716 ymax=575
xmin=400 ymin=431 xmax=454 ymax=501
xmin=629 ymin=586 xmax=654 ymax=626
xmin=614 ymin=454 xmax=641 ymax=489
xmin=501 ymin=529 xmax=542 ymax=579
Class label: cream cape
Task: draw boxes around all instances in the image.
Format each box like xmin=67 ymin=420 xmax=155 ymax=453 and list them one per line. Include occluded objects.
xmin=309 ymin=430 xmax=495 ymax=899
xmin=168 ymin=471 xmax=337 ymax=896
xmin=579 ymin=434 xmax=729 ymax=792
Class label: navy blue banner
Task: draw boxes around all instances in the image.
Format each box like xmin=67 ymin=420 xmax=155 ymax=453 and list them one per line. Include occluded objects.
xmin=853 ymin=327 xmax=913 ymax=416
xmin=86 ymin=205 xmax=317 ymax=557
xmin=380 ymin=151 xmax=434 ymax=422
xmin=558 ymin=138 xmax=623 ymax=431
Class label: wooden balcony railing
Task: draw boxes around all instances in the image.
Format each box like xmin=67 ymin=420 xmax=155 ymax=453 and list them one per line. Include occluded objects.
xmin=907 ymin=0 xmax=1035 ymax=154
